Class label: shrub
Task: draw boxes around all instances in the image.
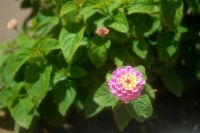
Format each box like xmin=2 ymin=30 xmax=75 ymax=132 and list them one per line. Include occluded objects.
xmin=0 ymin=0 xmax=200 ymax=132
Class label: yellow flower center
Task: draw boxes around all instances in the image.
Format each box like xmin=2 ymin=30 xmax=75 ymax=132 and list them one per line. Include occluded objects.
xmin=118 ymin=73 xmax=137 ymax=90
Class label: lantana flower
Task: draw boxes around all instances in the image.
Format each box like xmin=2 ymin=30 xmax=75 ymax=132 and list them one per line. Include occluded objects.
xmin=95 ymin=27 xmax=109 ymax=37
xmin=108 ymin=66 xmax=145 ymax=103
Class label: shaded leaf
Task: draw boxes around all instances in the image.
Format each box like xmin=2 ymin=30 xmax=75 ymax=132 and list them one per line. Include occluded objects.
xmin=109 ymin=44 xmax=130 ymax=67
xmin=68 ymin=66 xmax=87 ymax=78
xmin=84 ymin=78 xmax=104 ymax=118
xmin=130 ymin=14 xmax=159 ymax=37
xmin=133 ymin=40 xmax=148 ymax=59
xmin=27 ymin=66 xmax=52 ymax=106
xmin=161 ymin=0 xmax=183 ymax=28
xmin=162 ymin=70 xmax=183 ymax=97
xmin=157 ymin=31 xmax=178 ymax=62
xmin=24 ymin=64 xmax=42 ymax=84
xmin=53 ymin=80 xmax=77 ymax=116
xmin=84 ymin=91 xmax=104 ymax=118
xmin=113 ymin=105 xmax=132 ymax=131
xmin=186 ymin=0 xmax=200 ymax=14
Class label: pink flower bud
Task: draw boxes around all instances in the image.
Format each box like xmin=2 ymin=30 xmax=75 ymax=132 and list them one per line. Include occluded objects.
xmin=96 ymin=27 xmax=109 ymax=37
xmin=7 ymin=19 xmax=18 ymax=30
xmin=108 ymin=66 xmax=146 ymax=103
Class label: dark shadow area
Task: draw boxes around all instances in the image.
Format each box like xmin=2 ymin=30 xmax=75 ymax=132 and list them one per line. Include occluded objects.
xmin=31 ymin=83 xmax=200 ymax=133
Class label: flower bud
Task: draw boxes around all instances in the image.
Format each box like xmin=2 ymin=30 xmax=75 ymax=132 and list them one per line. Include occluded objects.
xmin=7 ymin=19 xmax=17 ymax=30
xmin=96 ymin=27 xmax=109 ymax=37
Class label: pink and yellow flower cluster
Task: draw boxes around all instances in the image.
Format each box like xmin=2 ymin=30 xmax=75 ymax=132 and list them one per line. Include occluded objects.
xmin=108 ymin=66 xmax=145 ymax=103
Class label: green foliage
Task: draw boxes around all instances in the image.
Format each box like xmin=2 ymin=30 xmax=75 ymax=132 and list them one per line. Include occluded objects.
xmin=84 ymin=78 xmax=104 ymax=118
xmin=53 ymin=80 xmax=77 ymax=116
xmin=128 ymin=94 xmax=153 ymax=122
xmin=59 ymin=27 xmax=85 ymax=64
xmin=27 ymin=66 xmax=52 ymax=106
xmin=113 ymin=94 xmax=153 ymax=130
xmin=94 ymin=82 xmax=118 ymax=107
xmin=108 ymin=12 xmax=129 ymax=33
xmin=0 ymin=0 xmax=199 ymax=132
xmin=160 ymin=0 xmax=183 ymax=29
xmin=113 ymin=105 xmax=132 ymax=131
xmin=9 ymin=97 xmax=37 ymax=129
xmin=161 ymin=69 xmax=184 ymax=97
xmin=157 ymin=31 xmax=178 ymax=62
xmin=132 ymin=39 xmax=148 ymax=59
xmin=88 ymin=38 xmax=110 ymax=68
xmin=60 ymin=1 xmax=78 ymax=17
xmin=186 ymin=0 xmax=200 ymax=14
xmin=144 ymin=84 xmax=156 ymax=99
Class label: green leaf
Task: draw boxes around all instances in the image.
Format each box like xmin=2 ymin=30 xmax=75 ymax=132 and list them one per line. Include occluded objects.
xmin=60 ymin=1 xmax=78 ymax=17
xmin=67 ymin=66 xmax=87 ymax=78
xmin=161 ymin=0 xmax=183 ymax=28
xmin=9 ymin=97 xmax=38 ymax=129
xmin=84 ymin=78 xmax=104 ymax=118
xmin=144 ymin=84 xmax=156 ymax=99
xmin=83 ymin=0 xmax=105 ymax=9
xmin=127 ymin=0 xmax=159 ymax=15
xmin=80 ymin=7 xmax=96 ymax=21
xmin=109 ymin=44 xmax=130 ymax=67
xmin=53 ymin=80 xmax=77 ymax=116
xmin=94 ymin=16 xmax=109 ymax=27
xmin=33 ymin=15 xmax=59 ymax=37
xmin=132 ymin=40 xmax=148 ymax=59
xmin=130 ymin=14 xmax=159 ymax=37
xmin=88 ymin=38 xmax=110 ymax=68
xmin=113 ymin=105 xmax=132 ymax=131
xmin=0 ymin=83 xmax=24 ymax=108
xmin=162 ymin=70 xmax=183 ymax=97
xmin=53 ymin=70 xmax=67 ymax=84
xmin=128 ymin=95 xmax=153 ymax=122
xmin=94 ymin=82 xmax=118 ymax=107
xmin=72 ymin=38 xmax=88 ymax=64
xmin=0 ymin=53 xmax=11 ymax=68
xmin=84 ymin=91 xmax=104 ymax=118
xmin=135 ymin=65 xmax=147 ymax=80
xmin=186 ymin=0 xmax=200 ymax=14
xmin=59 ymin=27 xmax=85 ymax=64
xmin=38 ymin=37 xmax=60 ymax=53
xmin=196 ymin=61 xmax=200 ymax=80
xmin=3 ymin=49 xmax=33 ymax=84
xmin=38 ymin=97 xmax=65 ymax=126
xmin=144 ymin=15 xmax=161 ymax=37
xmin=16 ymin=33 xmax=36 ymax=48
xmin=24 ymin=64 xmax=42 ymax=84
xmin=157 ymin=31 xmax=178 ymax=62
xmin=108 ymin=13 xmax=129 ymax=33
xmin=27 ymin=66 xmax=52 ymax=106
